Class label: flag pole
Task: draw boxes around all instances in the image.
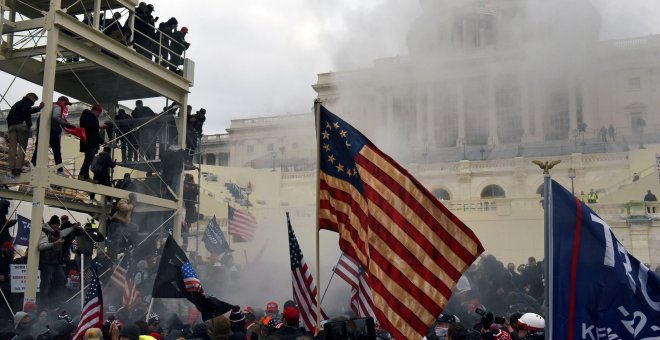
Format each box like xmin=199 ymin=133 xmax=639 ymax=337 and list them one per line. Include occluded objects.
xmin=320 ymin=253 xmax=343 ymax=304
xmin=314 ymin=98 xmax=323 ymax=333
xmin=534 ymin=160 xmax=559 ymax=340
xmin=227 ymin=201 xmax=231 ymax=250
xmin=80 ymin=254 xmax=85 ymax=310
xmin=146 ymin=298 xmax=154 ymax=322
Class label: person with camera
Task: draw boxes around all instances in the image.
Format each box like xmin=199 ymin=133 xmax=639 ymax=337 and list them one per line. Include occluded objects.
xmin=38 ymin=215 xmax=76 ymax=309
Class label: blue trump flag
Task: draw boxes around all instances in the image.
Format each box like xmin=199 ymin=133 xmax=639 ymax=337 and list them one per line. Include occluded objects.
xmin=14 ymin=214 xmax=30 ymax=247
xmin=551 ymin=180 xmax=660 ymax=339
xmin=203 ymin=215 xmax=229 ymax=255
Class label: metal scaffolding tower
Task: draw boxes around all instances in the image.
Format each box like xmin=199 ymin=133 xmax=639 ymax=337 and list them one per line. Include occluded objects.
xmin=0 ymin=0 xmax=194 ymax=303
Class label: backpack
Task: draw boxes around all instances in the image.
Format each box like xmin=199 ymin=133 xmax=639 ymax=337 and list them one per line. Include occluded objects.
xmin=90 ymin=154 xmax=103 ymax=174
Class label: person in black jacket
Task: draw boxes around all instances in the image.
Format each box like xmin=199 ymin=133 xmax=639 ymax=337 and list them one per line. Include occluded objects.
xmin=161 ymin=144 xmax=186 ymax=194
xmin=0 ymin=200 xmax=16 ymax=244
xmin=169 ymin=26 xmax=190 ymax=72
xmin=115 ymin=109 xmax=136 ymax=162
xmin=6 ymin=93 xmax=44 ymax=176
xmin=79 ymin=105 xmax=107 ymax=181
xmin=31 ymin=96 xmax=76 ymax=175
xmin=132 ymin=100 xmax=158 ymax=160
xmin=92 ymin=147 xmax=117 ymax=196
xmin=158 ymin=17 xmax=178 ymax=66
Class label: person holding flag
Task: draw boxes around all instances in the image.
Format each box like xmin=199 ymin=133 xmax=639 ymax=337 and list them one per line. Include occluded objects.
xmin=152 ymin=235 xmax=235 ymax=321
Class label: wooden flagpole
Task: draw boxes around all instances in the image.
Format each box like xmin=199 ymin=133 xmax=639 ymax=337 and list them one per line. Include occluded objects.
xmin=314 ymin=98 xmax=323 ymax=334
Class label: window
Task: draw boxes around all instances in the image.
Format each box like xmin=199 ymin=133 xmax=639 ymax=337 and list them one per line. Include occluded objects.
xmin=267 ymin=143 xmax=274 ymax=152
xmin=628 ymin=77 xmax=641 ymax=90
xmin=247 ymin=145 xmax=254 ymax=153
xmin=432 ymin=188 xmax=451 ymax=201
xmin=481 ymin=185 xmax=506 ymax=198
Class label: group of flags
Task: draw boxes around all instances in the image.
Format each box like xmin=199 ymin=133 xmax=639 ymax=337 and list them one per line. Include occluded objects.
xmin=47 ymin=105 xmax=660 ymax=340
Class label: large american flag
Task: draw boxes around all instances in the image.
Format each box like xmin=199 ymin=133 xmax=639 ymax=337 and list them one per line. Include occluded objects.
xmin=317 ymin=106 xmax=484 ymax=339
xmin=334 ymin=254 xmax=376 ymax=319
xmin=73 ymin=264 xmax=103 ymax=340
xmin=110 ymin=252 xmax=139 ymax=307
xmin=228 ymin=205 xmax=257 ymax=242
xmin=287 ymin=216 xmax=327 ymax=331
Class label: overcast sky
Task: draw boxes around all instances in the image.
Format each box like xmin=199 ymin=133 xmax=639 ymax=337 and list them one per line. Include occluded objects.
xmin=1 ymin=1 xmax=660 ymax=134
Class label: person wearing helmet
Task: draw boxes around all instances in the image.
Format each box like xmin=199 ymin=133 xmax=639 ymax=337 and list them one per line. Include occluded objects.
xmin=424 ymin=314 xmax=459 ymax=340
xmin=515 ymin=313 xmax=545 ymax=339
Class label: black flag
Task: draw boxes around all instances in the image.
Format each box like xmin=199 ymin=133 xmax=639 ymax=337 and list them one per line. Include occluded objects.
xmin=152 ymin=235 xmax=189 ymax=298
xmin=151 ymin=235 xmax=234 ymax=320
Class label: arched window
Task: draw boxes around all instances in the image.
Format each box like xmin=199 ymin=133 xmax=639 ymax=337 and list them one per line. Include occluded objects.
xmin=432 ymin=188 xmax=451 ymax=201
xmin=536 ymin=184 xmax=544 ymax=197
xmin=481 ymin=185 xmax=505 ymax=198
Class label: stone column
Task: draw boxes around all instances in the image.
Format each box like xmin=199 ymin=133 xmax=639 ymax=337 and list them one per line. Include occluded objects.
xmin=457 ymin=82 xmax=466 ymax=145
xmin=416 ymin=86 xmax=426 ymax=148
xmin=488 ymin=76 xmax=499 ymax=145
xmin=426 ymin=85 xmax=436 ymax=148
xmin=533 ymin=81 xmax=545 ymax=141
xmin=520 ymin=76 xmax=531 ymax=142
xmin=569 ymin=78 xmax=578 ymax=133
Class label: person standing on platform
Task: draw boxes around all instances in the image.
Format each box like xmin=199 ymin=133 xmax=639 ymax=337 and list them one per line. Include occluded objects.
xmin=132 ymin=100 xmax=158 ymax=160
xmin=79 ymin=105 xmax=107 ymax=181
xmin=31 ymin=96 xmax=76 ymax=176
xmin=38 ymin=215 xmax=74 ymax=309
xmin=115 ymin=108 xmax=136 ymax=162
xmin=6 ymin=93 xmax=44 ymax=177
xmin=645 ymin=190 xmax=657 ymax=213
xmin=169 ymin=26 xmax=190 ymax=73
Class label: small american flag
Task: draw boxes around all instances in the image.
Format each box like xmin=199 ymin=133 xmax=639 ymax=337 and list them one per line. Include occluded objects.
xmin=110 ymin=253 xmax=130 ymax=288
xmin=334 ymin=254 xmax=376 ymax=319
xmin=73 ymin=264 xmax=103 ymax=340
xmin=112 ymin=252 xmax=139 ymax=307
xmin=287 ymin=215 xmax=327 ymax=331
xmin=228 ymin=206 xmax=257 ymax=242
xmin=182 ymin=262 xmax=202 ymax=293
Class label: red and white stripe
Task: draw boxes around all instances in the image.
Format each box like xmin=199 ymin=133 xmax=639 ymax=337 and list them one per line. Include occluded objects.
xmin=335 ymin=254 xmax=360 ymax=289
xmin=122 ymin=281 xmax=140 ymax=307
xmin=319 ymin=128 xmax=483 ymax=337
xmin=335 ymin=254 xmax=376 ymax=319
xmin=229 ymin=208 xmax=257 ymax=241
xmin=184 ymin=277 xmax=202 ymax=292
xmin=291 ymin=257 xmax=328 ymax=331
xmin=73 ymin=297 xmax=102 ymax=339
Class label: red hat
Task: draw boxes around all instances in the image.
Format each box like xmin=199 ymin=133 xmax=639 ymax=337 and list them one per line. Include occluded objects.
xmin=91 ymin=105 xmax=103 ymax=113
xmin=265 ymin=301 xmax=278 ymax=313
xmin=1 ymin=242 xmax=13 ymax=252
xmin=181 ymin=27 xmax=188 ymax=33
xmin=149 ymin=332 xmax=163 ymax=340
xmin=60 ymin=215 xmax=69 ymax=221
xmin=243 ymin=306 xmax=253 ymax=314
xmin=282 ymin=306 xmax=299 ymax=325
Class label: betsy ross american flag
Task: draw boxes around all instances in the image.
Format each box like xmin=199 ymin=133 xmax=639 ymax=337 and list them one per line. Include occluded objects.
xmin=73 ymin=264 xmax=103 ymax=340
xmin=287 ymin=214 xmax=327 ymax=331
xmin=334 ymin=254 xmax=376 ymax=319
xmin=318 ymin=105 xmax=484 ymax=339
xmin=182 ymin=262 xmax=203 ymax=293
xmin=228 ymin=205 xmax=257 ymax=241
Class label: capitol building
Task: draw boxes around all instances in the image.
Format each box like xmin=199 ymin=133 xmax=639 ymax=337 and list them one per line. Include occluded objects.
xmin=199 ymin=0 xmax=660 ymax=266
